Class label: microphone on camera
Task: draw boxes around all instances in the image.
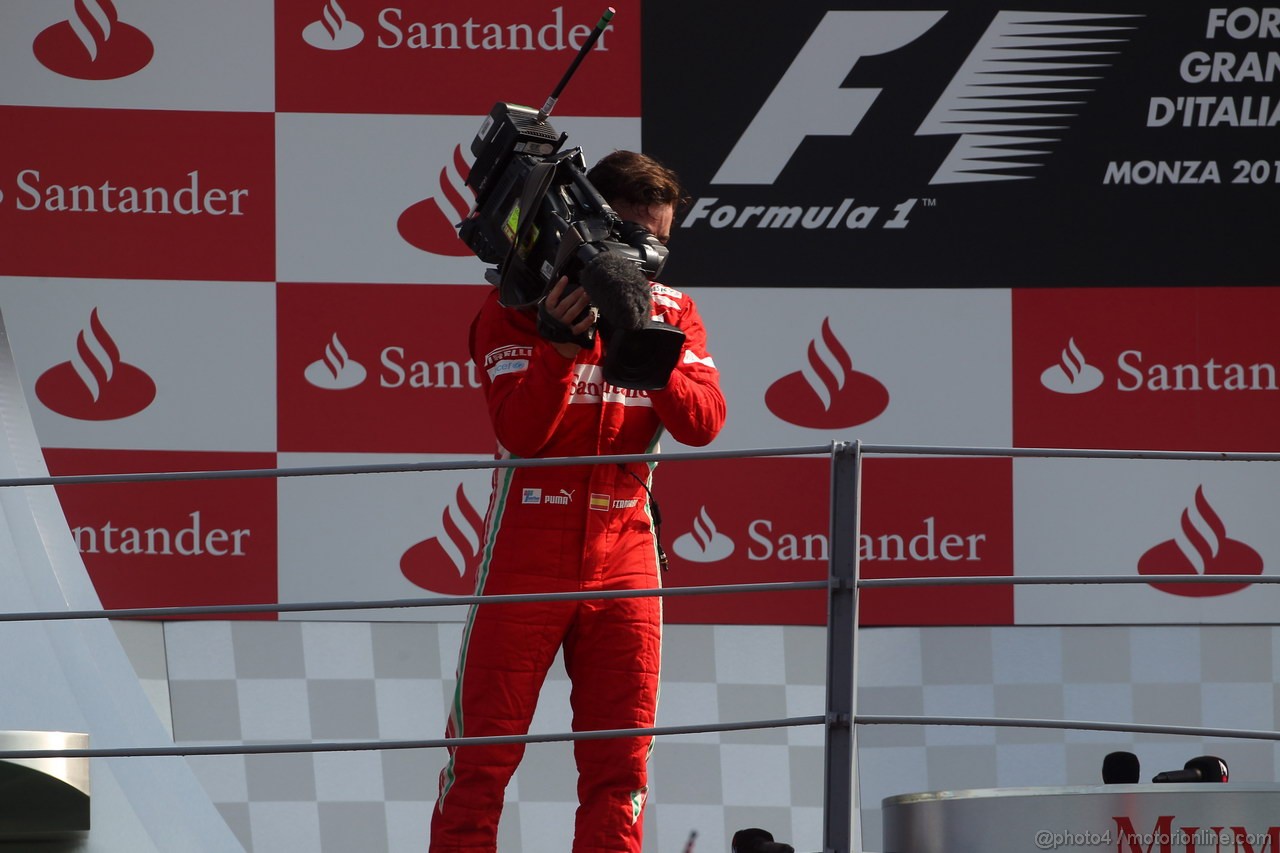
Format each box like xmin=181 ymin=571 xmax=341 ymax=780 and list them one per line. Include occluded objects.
xmin=1102 ymin=751 xmax=1140 ymax=784
xmin=535 ymin=250 xmax=650 ymax=347
xmin=1151 ymin=755 xmax=1228 ymax=783
xmin=579 ymin=250 xmax=651 ymax=332
xmin=539 ymin=241 xmax=684 ymax=390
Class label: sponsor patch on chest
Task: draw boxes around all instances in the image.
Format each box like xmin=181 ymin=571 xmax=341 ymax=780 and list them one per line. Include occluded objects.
xmin=485 ymin=345 xmax=533 ymax=381
xmin=569 ymin=364 xmax=654 ymax=407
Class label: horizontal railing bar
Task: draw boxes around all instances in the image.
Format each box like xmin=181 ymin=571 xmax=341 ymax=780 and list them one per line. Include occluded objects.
xmin=4 ymin=571 xmax=1270 ymax=620
xmin=9 ymin=711 xmax=1274 ymax=758
xmin=0 ymin=581 xmax=828 ymax=623
xmin=0 ymin=444 xmax=836 ymax=488
xmin=856 ymin=714 xmax=1280 ymax=742
xmin=859 ymin=444 xmax=1280 ymax=462
xmin=2 ymin=443 xmax=1275 ymax=489
xmin=860 ymin=574 xmax=1280 ymax=588
xmin=10 ymin=714 xmax=1274 ymax=758
xmin=0 ymin=716 xmax=827 ymax=760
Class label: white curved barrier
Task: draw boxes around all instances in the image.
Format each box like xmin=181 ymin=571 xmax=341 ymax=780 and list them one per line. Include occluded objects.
xmin=0 ymin=310 xmax=243 ymax=851
xmin=883 ymin=784 xmax=1280 ymax=853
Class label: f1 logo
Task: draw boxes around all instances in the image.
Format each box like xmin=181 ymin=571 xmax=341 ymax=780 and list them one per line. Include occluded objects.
xmin=713 ymin=10 xmax=1134 ymax=187
xmin=712 ymin=11 xmax=945 ymax=185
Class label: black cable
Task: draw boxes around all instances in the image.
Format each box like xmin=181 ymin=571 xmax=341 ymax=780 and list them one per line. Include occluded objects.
xmin=627 ymin=468 xmax=669 ymax=571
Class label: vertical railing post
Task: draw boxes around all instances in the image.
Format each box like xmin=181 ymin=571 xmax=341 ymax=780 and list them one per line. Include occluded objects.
xmin=823 ymin=440 xmax=862 ymax=853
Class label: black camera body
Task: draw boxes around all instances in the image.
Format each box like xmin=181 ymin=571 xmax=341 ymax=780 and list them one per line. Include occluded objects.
xmin=457 ymin=103 xmax=565 ymax=278
xmin=457 ymin=102 xmax=684 ymax=391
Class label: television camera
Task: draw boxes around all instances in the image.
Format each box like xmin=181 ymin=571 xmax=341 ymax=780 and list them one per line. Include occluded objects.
xmin=456 ymin=8 xmax=684 ymax=390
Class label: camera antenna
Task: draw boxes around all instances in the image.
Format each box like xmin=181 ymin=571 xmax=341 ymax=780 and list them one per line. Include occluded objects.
xmin=536 ymin=7 xmax=616 ymax=122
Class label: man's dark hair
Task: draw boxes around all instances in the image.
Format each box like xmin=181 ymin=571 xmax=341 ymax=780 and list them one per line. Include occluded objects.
xmin=587 ymin=150 xmax=688 ymax=212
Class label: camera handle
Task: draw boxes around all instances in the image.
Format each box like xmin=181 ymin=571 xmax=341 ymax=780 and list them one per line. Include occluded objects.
xmin=535 ymin=224 xmax=601 ymax=350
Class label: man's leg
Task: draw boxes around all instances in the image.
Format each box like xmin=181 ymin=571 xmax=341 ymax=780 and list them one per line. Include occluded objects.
xmin=430 ymin=597 xmax=571 ymax=851
xmin=563 ymin=591 xmax=662 ymax=853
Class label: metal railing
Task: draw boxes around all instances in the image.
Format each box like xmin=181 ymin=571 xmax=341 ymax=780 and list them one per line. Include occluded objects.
xmin=2 ymin=439 xmax=1280 ymax=852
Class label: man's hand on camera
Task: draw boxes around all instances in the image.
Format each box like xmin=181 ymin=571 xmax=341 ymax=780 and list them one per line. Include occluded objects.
xmin=544 ymin=276 xmax=595 ymax=359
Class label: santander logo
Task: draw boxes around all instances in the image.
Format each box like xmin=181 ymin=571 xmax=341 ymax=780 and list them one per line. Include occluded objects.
xmin=304 ymin=333 xmax=367 ymax=390
xmin=398 ymin=144 xmax=474 ymax=256
xmin=35 ymin=309 xmax=156 ymax=421
xmin=673 ymin=506 xmax=736 ymax=563
xmin=765 ymin=318 xmax=888 ymax=428
xmin=400 ymin=484 xmax=485 ymax=595
xmin=1137 ymin=486 xmax=1263 ymax=597
xmin=1041 ymin=337 xmax=1104 ymax=394
xmin=302 ymin=0 xmax=365 ymax=50
xmin=33 ymin=0 xmax=154 ymax=80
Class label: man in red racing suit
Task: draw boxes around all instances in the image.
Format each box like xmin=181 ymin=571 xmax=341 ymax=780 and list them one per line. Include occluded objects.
xmin=430 ymin=151 xmax=725 ymax=852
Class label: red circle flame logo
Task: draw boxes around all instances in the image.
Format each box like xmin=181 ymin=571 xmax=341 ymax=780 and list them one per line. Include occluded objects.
xmin=400 ymin=484 xmax=486 ymax=595
xmin=1137 ymin=486 xmax=1263 ymax=597
xmin=35 ymin=309 xmax=157 ymax=421
xmin=398 ymin=145 xmax=474 ymax=256
xmin=765 ymin=317 xmax=889 ymax=428
xmin=33 ymin=0 xmax=154 ymax=80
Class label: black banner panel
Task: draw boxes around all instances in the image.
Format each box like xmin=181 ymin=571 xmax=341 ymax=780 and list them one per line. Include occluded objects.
xmin=642 ymin=1 xmax=1279 ymax=287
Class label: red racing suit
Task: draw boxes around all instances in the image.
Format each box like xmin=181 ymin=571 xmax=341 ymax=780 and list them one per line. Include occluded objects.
xmin=430 ymin=282 xmax=725 ymax=852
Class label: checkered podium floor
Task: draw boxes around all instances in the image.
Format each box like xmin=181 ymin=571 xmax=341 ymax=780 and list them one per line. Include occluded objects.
xmin=112 ymin=620 xmax=1280 ymax=852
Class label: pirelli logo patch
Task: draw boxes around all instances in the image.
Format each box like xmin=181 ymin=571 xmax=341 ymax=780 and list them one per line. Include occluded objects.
xmin=485 ymin=345 xmax=533 ymax=381
xmin=485 ymin=345 xmax=533 ymax=367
